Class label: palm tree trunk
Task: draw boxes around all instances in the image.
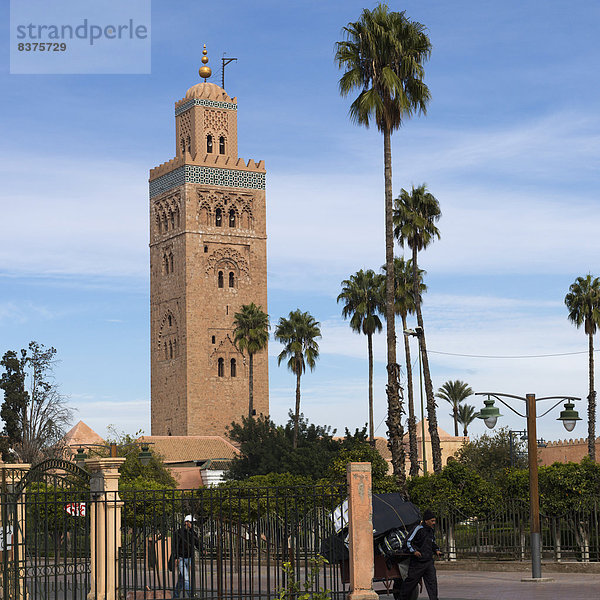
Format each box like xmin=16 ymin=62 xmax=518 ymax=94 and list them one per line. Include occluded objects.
xmin=368 ymin=332 xmax=375 ymax=444
xmin=248 ymin=352 xmax=254 ymax=419
xmin=402 ymin=313 xmax=419 ymax=477
xmin=383 ymin=127 xmax=406 ymax=489
xmin=412 ymin=246 xmax=442 ymax=473
xmin=588 ymin=332 xmax=596 ymax=460
xmin=293 ymin=357 xmax=301 ymax=449
xmin=453 ymin=405 xmax=459 ymax=437
xmin=463 ymin=423 xmax=468 ymax=437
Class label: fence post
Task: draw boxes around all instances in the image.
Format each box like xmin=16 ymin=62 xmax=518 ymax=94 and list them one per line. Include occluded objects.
xmin=0 ymin=464 xmax=30 ymax=600
xmin=86 ymin=457 xmax=126 ymax=600
xmin=346 ymin=463 xmax=378 ymax=600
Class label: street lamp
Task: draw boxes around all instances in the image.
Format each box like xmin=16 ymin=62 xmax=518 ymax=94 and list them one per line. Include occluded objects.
xmin=403 ymin=328 xmax=427 ymax=474
xmin=474 ymin=392 xmax=581 ymax=580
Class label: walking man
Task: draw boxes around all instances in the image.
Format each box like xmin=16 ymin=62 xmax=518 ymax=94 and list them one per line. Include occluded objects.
xmin=400 ymin=509 xmax=441 ymax=600
xmin=173 ymin=514 xmax=201 ymax=598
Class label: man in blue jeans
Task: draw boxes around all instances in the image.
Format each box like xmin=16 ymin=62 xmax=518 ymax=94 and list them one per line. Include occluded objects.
xmin=173 ymin=515 xmax=201 ymax=598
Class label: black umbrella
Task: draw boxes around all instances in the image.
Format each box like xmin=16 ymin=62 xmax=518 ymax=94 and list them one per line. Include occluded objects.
xmin=372 ymin=493 xmax=421 ymax=537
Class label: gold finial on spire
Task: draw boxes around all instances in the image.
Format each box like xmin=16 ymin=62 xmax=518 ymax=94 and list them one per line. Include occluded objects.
xmin=199 ymin=44 xmax=212 ymax=81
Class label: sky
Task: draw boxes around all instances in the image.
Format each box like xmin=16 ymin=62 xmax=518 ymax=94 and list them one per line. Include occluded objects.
xmin=1 ymin=1 xmax=599 ymax=444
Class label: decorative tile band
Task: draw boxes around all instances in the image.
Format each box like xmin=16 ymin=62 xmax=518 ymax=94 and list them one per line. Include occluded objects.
xmin=150 ymin=165 xmax=265 ymax=197
xmin=175 ymin=98 xmax=237 ymax=116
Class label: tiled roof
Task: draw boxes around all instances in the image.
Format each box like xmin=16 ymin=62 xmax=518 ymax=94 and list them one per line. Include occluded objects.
xmin=63 ymin=421 xmax=105 ymax=446
xmin=138 ymin=436 xmax=239 ymax=464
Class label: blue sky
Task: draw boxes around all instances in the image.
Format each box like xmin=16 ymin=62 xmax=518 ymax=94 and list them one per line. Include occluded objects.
xmin=1 ymin=1 xmax=599 ymax=443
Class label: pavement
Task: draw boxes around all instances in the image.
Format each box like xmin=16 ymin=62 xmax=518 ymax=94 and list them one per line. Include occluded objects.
xmin=381 ymin=570 xmax=600 ymax=600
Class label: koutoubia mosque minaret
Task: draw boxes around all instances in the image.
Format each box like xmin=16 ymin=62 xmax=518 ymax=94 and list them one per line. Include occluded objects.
xmin=149 ymin=46 xmax=268 ymax=436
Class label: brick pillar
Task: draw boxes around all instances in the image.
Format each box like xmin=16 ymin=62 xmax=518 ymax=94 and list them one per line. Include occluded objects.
xmin=86 ymin=458 xmax=126 ymax=600
xmin=346 ymin=463 xmax=378 ymax=600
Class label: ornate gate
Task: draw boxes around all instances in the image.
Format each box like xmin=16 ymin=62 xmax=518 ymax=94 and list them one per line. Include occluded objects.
xmin=0 ymin=459 xmax=90 ymax=600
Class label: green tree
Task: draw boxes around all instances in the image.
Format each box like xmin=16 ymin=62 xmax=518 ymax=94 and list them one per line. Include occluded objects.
xmin=453 ymin=427 xmax=527 ymax=481
xmin=393 ymin=184 xmax=442 ymax=472
xmin=233 ymin=303 xmax=270 ymax=419
xmin=226 ymin=413 xmax=338 ymax=480
xmin=0 ymin=341 xmax=73 ymax=463
xmin=337 ymin=269 xmax=385 ymax=443
xmin=565 ymin=274 xmax=600 ymax=460
xmin=384 ymin=257 xmax=426 ymax=477
xmin=0 ymin=348 xmax=28 ymax=461
xmin=436 ymin=380 xmax=473 ymax=437
xmin=274 ymin=310 xmax=321 ymax=448
xmin=456 ymin=403 xmax=477 ymax=437
xmin=336 ymin=3 xmax=431 ymax=488
xmin=407 ymin=461 xmax=500 ymax=518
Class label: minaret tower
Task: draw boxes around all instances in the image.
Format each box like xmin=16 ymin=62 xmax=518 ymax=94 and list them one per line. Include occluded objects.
xmin=149 ymin=47 xmax=268 ymax=436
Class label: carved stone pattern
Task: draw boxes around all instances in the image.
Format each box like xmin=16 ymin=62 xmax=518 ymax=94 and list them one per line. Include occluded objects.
xmin=197 ymin=190 xmax=254 ymax=230
xmin=205 ymin=247 xmax=250 ymax=279
xmin=179 ymin=111 xmax=191 ymax=143
xmin=204 ymin=109 xmax=228 ymax=134
xmin=153 ymin=192 xmax=181 ymax=237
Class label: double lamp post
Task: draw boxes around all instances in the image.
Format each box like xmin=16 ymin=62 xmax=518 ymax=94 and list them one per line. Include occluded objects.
xmin=475 ymin=392 xmax=581 ymax=580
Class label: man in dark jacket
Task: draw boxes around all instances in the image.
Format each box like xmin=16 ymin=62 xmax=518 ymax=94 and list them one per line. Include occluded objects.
xmin=399 ymin=509 xmax=441 ymax=600
xmin=173 ymin=514 xmax=201 ymax=598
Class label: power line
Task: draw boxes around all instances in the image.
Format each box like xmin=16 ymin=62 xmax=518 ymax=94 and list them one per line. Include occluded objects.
xmin=428 ymin=349 xmax=595 ymax=359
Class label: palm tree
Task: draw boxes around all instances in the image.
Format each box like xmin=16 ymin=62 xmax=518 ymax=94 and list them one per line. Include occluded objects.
xmin=457 ymin=404 xmax=477 ymax=437
xmin=565 ymin=274 xmax=600 ymax=460
xmin=336 ymin=4 xmax=431 ymax=486
xmin=383 ymin=257 xmax=426 ymax=476
xmin=233 ymin=303 xmax=270 ymax=419
xmin=337 ymin=269 xmax=385 ymax=444
xmin=393 ymin=183 xmax=442 ymax=472
xmin=436 ymin=380 xmax=474 ymax=437
xmin=274 ymin=310 xmax=321 ymax=448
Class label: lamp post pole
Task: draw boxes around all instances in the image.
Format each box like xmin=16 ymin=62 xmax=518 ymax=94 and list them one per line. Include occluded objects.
xmin=526 ymin=393 xmax=541 ymax=579
xmin=475 ymin=391 xmax=581 ymax=580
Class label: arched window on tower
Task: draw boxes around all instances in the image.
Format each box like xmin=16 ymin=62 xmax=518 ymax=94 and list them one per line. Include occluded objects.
xmin=207 ymin=135 xmax=213 ymax=153
xmin=173 ymin=339 xmax=177 ymax=358
xmin=163 ymin=254 xmax=169 ymax=275
xmin=229 ymin=209 xmax=236 ymax=228
xmin=164 ymin=342 xmax=168 ymax=360
xmin=215 ymin=208 xmax=222 ymax=227
xmin=181 ymin=137 xmax=185 ymax=154
xmin=187 ymin=135 xmax=191 ymax=153
xmin=230 ymin=358 xmax=237 ymax=377
xmin=218 ymin=271 xmax=224 ymax=288
xmin=168 ymin=315 xmax=172 ymax=327
xmin=170 ymin=210 xmax=175 ymax=229
xmin=219 ymin=136 xmax=226 ymax=154
xmin=169 ymin=341 xmax=173 ymax=359
xmin=218 ymin=358 xmax=224 ymax=377
xmin=229 ymin=272 xmax=235 ymax=288
xmin=169 ymin=253 xmax=174 ymax=273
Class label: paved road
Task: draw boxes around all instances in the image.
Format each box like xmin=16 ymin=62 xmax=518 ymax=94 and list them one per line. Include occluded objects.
xmin=380 ymin=570 xmax=600 ymax=600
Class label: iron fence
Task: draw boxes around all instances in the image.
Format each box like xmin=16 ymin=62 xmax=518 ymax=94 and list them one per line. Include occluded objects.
xmin=434 ymin=500 xmax=600 ymax=562
xmin=119 ymin=484 xmax=348 ymax=600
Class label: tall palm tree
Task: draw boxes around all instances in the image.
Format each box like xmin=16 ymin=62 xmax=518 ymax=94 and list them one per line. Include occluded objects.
xmin=336 ymin=4 xmax=431 ymax=486
xmin=382 ymin=257 xmax=426 ymax=476
xmin=457 ymin=404 xmax=477 ymax=438
xmin=393 ymin=183 xmax=442 ymax=472
xmin=565 ymin=274 xmax=600 ymax=460
xmin=436 ymin=380 xmax=473 ymax=437
xmin=274 ymin=310 xmax=321 ymax=448
xmin=233 ymin=303 xmax=270 ymax=419
xmin=337 ymin=269 xmax=385 ymax=444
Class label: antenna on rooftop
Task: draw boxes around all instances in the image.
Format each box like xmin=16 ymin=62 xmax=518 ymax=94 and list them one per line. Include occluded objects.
xmin=222 ymin=54 xmax=238 ymax=89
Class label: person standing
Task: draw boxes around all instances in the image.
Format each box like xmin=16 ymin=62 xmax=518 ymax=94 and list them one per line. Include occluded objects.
xmin=173 ymin=514 xmax=201 ymax=598
xmin=399 ymin=509 xmax=441 ymax=600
